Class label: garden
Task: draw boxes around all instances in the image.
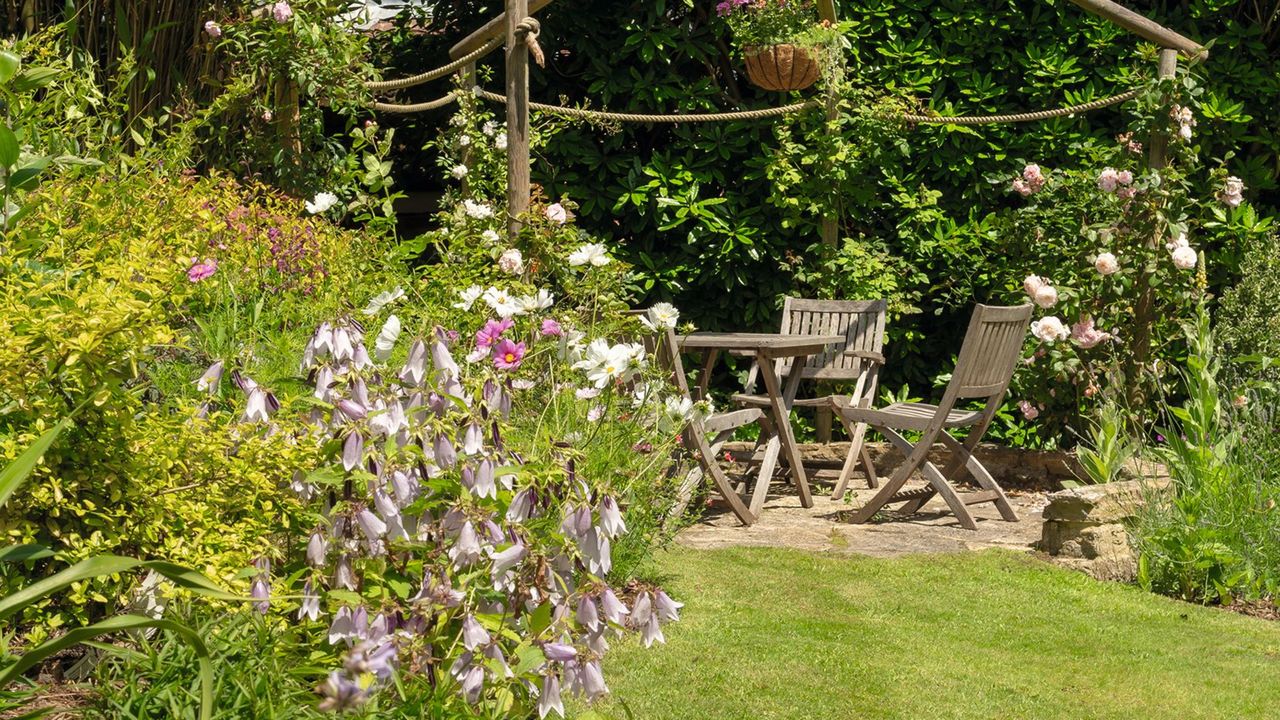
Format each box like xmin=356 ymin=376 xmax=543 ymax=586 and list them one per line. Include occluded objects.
xmin=2 ymin=0 xmax=1279 ymax=718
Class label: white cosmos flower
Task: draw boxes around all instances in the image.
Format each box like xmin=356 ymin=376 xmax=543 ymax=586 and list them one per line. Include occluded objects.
xmin=305 ymin=191 xmax=339 ymax=214
xmin=639 ymin=302 xmax=680 ymax=332
xmin=463 ymin=200 xmax=494 ymax=220
xmin=453 ymin=285 xmax=483 ymax=311
xmin=374 ymin=315 xmax=401 ymax=361
xmin=362 ymin=286 xmax=405 ymax=316
xmin=482 ymin=286 xmax=523 ymax=318
xmin=568 ymin=243 xmax=610 ymax=267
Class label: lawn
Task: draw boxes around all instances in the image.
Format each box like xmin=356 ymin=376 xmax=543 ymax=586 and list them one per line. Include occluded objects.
xmin=589 ymin=548 xmax=1280 ymax=720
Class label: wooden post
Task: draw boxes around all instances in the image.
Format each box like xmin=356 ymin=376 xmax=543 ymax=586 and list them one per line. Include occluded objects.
xmin=817 ymin=0 xmax=839 ymax=252
xmin=459 ymin=61 xmax=477 ymax=197
xmin=1126 ymin=48 xmax=1179 ymax=411
xmin=505 ymin=0 xmax=531 ymax=240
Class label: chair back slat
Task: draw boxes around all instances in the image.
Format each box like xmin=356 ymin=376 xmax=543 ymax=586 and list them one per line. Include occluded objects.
xmin=775 ymin=298 xmax=887 ymax=382
xmin=948 ymin=304 xmax=1033 ymax=400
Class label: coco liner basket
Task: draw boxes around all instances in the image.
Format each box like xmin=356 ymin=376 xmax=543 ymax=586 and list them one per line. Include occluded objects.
xmin=742 ymin=44 xmax=820 ymax=91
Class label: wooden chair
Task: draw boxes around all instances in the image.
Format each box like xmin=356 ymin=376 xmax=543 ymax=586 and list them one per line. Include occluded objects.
xmin=643 ymin=324 xmax=763 ymax=525
xmin=831 ymin=303 xmax=1033 ymax=530
xmin=733 ymin=298 xmax=887 ymax=501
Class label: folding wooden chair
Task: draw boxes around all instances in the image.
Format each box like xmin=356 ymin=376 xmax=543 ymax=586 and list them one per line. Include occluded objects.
xmin=832 ymin=303 xmax=1033 ymax=530
xmin=644 ymin=324 xmax=763 ymax=525
xmin=733 ymin=298 xmax=887 ymax=501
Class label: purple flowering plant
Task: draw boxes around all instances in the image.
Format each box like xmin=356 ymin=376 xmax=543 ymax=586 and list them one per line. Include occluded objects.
xmin=214 ymin=280 xmax=700 ymax=715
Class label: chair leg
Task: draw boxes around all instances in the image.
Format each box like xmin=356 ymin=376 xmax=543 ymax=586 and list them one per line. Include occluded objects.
xmin=877 ymin=427 xmax=978 ymax=530
xmin=939 ymin=434 xmax=1019 ymax=522
xmin=860 ymin=444 xmax=878 ymax=489
xmin=850 ymin=425 xmax=930 ymax=524
xmin=830 ymin=416 xmax=865 ymax=500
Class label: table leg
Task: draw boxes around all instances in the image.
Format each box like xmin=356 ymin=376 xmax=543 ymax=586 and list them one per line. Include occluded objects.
xmin=696 ymin=348 xmax=719 ymax=401
xmin=756 ymin=351 xmax=813 ymax=508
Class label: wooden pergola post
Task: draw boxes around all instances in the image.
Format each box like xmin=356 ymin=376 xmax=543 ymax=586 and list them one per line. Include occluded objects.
xmin=815 ymin=0 xmax=839 ymax=443
xmin=1126 ymin=47 xmax=1179 ymax=411
xmin=505 ymin=0 xmax=531 ymax=240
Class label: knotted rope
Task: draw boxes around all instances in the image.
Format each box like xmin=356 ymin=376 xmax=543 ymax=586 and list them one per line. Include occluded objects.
xmin=515 ymin=17 xmax=545 ymax=68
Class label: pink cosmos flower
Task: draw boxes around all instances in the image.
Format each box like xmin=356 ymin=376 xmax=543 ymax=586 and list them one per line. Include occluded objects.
xmin=540 ymin=318 xmax=564 ymax=337
xmin=475 ymin=317 xmax=514 ymax=349
xmin=188 ymin=258 xmax=218 ymax=282
xmin=492 ymin=339 xmax=526 ymax=371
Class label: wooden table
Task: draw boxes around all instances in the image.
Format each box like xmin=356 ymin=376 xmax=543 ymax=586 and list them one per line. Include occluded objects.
xmin=679 ymin=332 xmax=844 ymax=515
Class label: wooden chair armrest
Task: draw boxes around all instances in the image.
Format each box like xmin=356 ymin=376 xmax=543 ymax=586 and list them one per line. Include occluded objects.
xmin=842 ymin=349 xmax=886 ymax=364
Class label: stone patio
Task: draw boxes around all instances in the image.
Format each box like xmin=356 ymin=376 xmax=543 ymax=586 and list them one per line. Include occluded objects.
xmin=677 ymin=444 xmax=1052 ymax=557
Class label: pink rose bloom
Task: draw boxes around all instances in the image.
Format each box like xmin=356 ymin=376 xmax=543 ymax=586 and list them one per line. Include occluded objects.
xmin=492 ymin=338 xmax=526 ymax=371
xmin=1022 ymin=274 xmax=1046 ymax=298
xmin=1011 ymin=178 xmax=1032 ymax=197
xmin=498 ymin=248 xmax=523 ymax=275
xmin=1071 ymin=317 xmax=1112 ymax=349
xmin=1018 ymin=400 xmax=1040 ymax=421
xmin=261 ymin=109 xmax=273 ymax=122
xmin=1021 ymin=163 xmax=1046 ymax=192
xmin=1094 ymin=252 xmax=1119 ymax=276
xmin=540 ymin=318 xmax=564 ymax=337
xmin=1116 ymin=186 xmax=1138 ymax=201
xmin=1116 ymin=170 xmax=1133 ymax=185
xmin=545 ymin=203 xmax=569 ymax=224
xmin=188 ymin=258 xmax=217 ymax=282
xmin=272 ymin=1 xmax=293 ymax=22
xmin=476 ymin=317 xmax=514 ymax=349
xmin=1097 ymin=168 xmax=1119 ymax=193
xmin=1171 ymin=245 xmax=1198 ymax=270
xmin=1033 ymin=285 xmax=1058 ymax=309
xmin=204 ymin=20 xmax=222 ymax=38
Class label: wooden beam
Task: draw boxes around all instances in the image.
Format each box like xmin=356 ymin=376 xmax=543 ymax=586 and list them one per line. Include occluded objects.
xmin=817 ymin=0 xmax=837 ymax=22
xmin=1066 ymin=0 xmax=1205 ymax=58
xmin=450 ymin=0 xmax=553 ymax=59
xmin=505 ymin=0 xmax=531 ymax=239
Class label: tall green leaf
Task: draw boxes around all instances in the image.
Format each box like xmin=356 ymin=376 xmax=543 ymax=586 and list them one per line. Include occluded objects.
xmin=0 ymin=125 xmax=19 ymax=169
xmin=0 ymin=556 xmax=243 ymax=622
xmin=0 ymin=417 xmax=70 ymax=510
xmin=0 ymin=615 xmax=213 ymax=720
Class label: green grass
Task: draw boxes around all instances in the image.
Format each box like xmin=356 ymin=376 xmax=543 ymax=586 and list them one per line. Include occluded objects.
xmin=588 ymin=548 xmax=1280 ymax=720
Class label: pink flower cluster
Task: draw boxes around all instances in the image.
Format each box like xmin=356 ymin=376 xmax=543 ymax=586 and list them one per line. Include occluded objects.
xmin=473 ymin=317 xmax=526 ymax=370
xmin=715 ymin=0 xmax=753 ymax=16
xmin=1097 ymin=167 xmax=1135 ymax=198
xmin=1011 ymin=164 xmax=1046 ymax=196
xmin=1070 ymin=317 xmax=1112 ymax=349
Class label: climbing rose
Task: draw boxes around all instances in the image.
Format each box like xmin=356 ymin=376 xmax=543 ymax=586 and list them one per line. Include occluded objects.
xmin=481 ymin=229 xmax=500 ymax=244
xmin=451 ymin=164 xmax=468 ymax=179
xmin=1011 ymin=178 xmax=1032 ymax=196
xmin=1097 ymin=168 xmax=1119 ymax=193
xmin=1218 ymin=176 xmax=1245 ymax=207
xmin=545 ymin=203 xmax=569 ymax=224
xmin=1022 ymin=274 xmax=1045 ymax=298
xmin=1022 ymin=163 xmax=1046 ymax=191
xmin=498 ymin=248 xmax=524 ymax=275
xmin=1171 ymin=245 xmax=1198 ymax=270
xmin=204 ymin=20 xmax=222 ymax=37
xmin=463 ymin=200 xmax=494 ymax=220
xmin=1094 ymin=252 xmax=1119 ymax=276
xmin=1033 ymin=285 xmax=1058 ymax=309
xmin=1018 ymin=400 xmax=1040 ymax=421
xmin=1031 ymin=316 xmax=1069 ymax=343
xmin=1071 ymin=318 xmax=1112 ymax=349
xmin=272 ymin=1 xmax=293 ymax=22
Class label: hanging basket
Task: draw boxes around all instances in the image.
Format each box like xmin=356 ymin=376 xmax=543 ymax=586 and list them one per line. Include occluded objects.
xmin=742 ymin=44 xmax=821 ymax=92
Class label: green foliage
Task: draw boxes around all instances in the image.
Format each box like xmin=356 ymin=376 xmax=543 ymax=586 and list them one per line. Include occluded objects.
xmin=1072 ymin=402 xmax=1138 ymax=486
xmin=718 ymin=0 xmax=834 ymax=48
xmin=1132 ymin=309 xmax=1280 ymax=602
xmin=1216 ymin=230 xmax=1280 ymax=389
